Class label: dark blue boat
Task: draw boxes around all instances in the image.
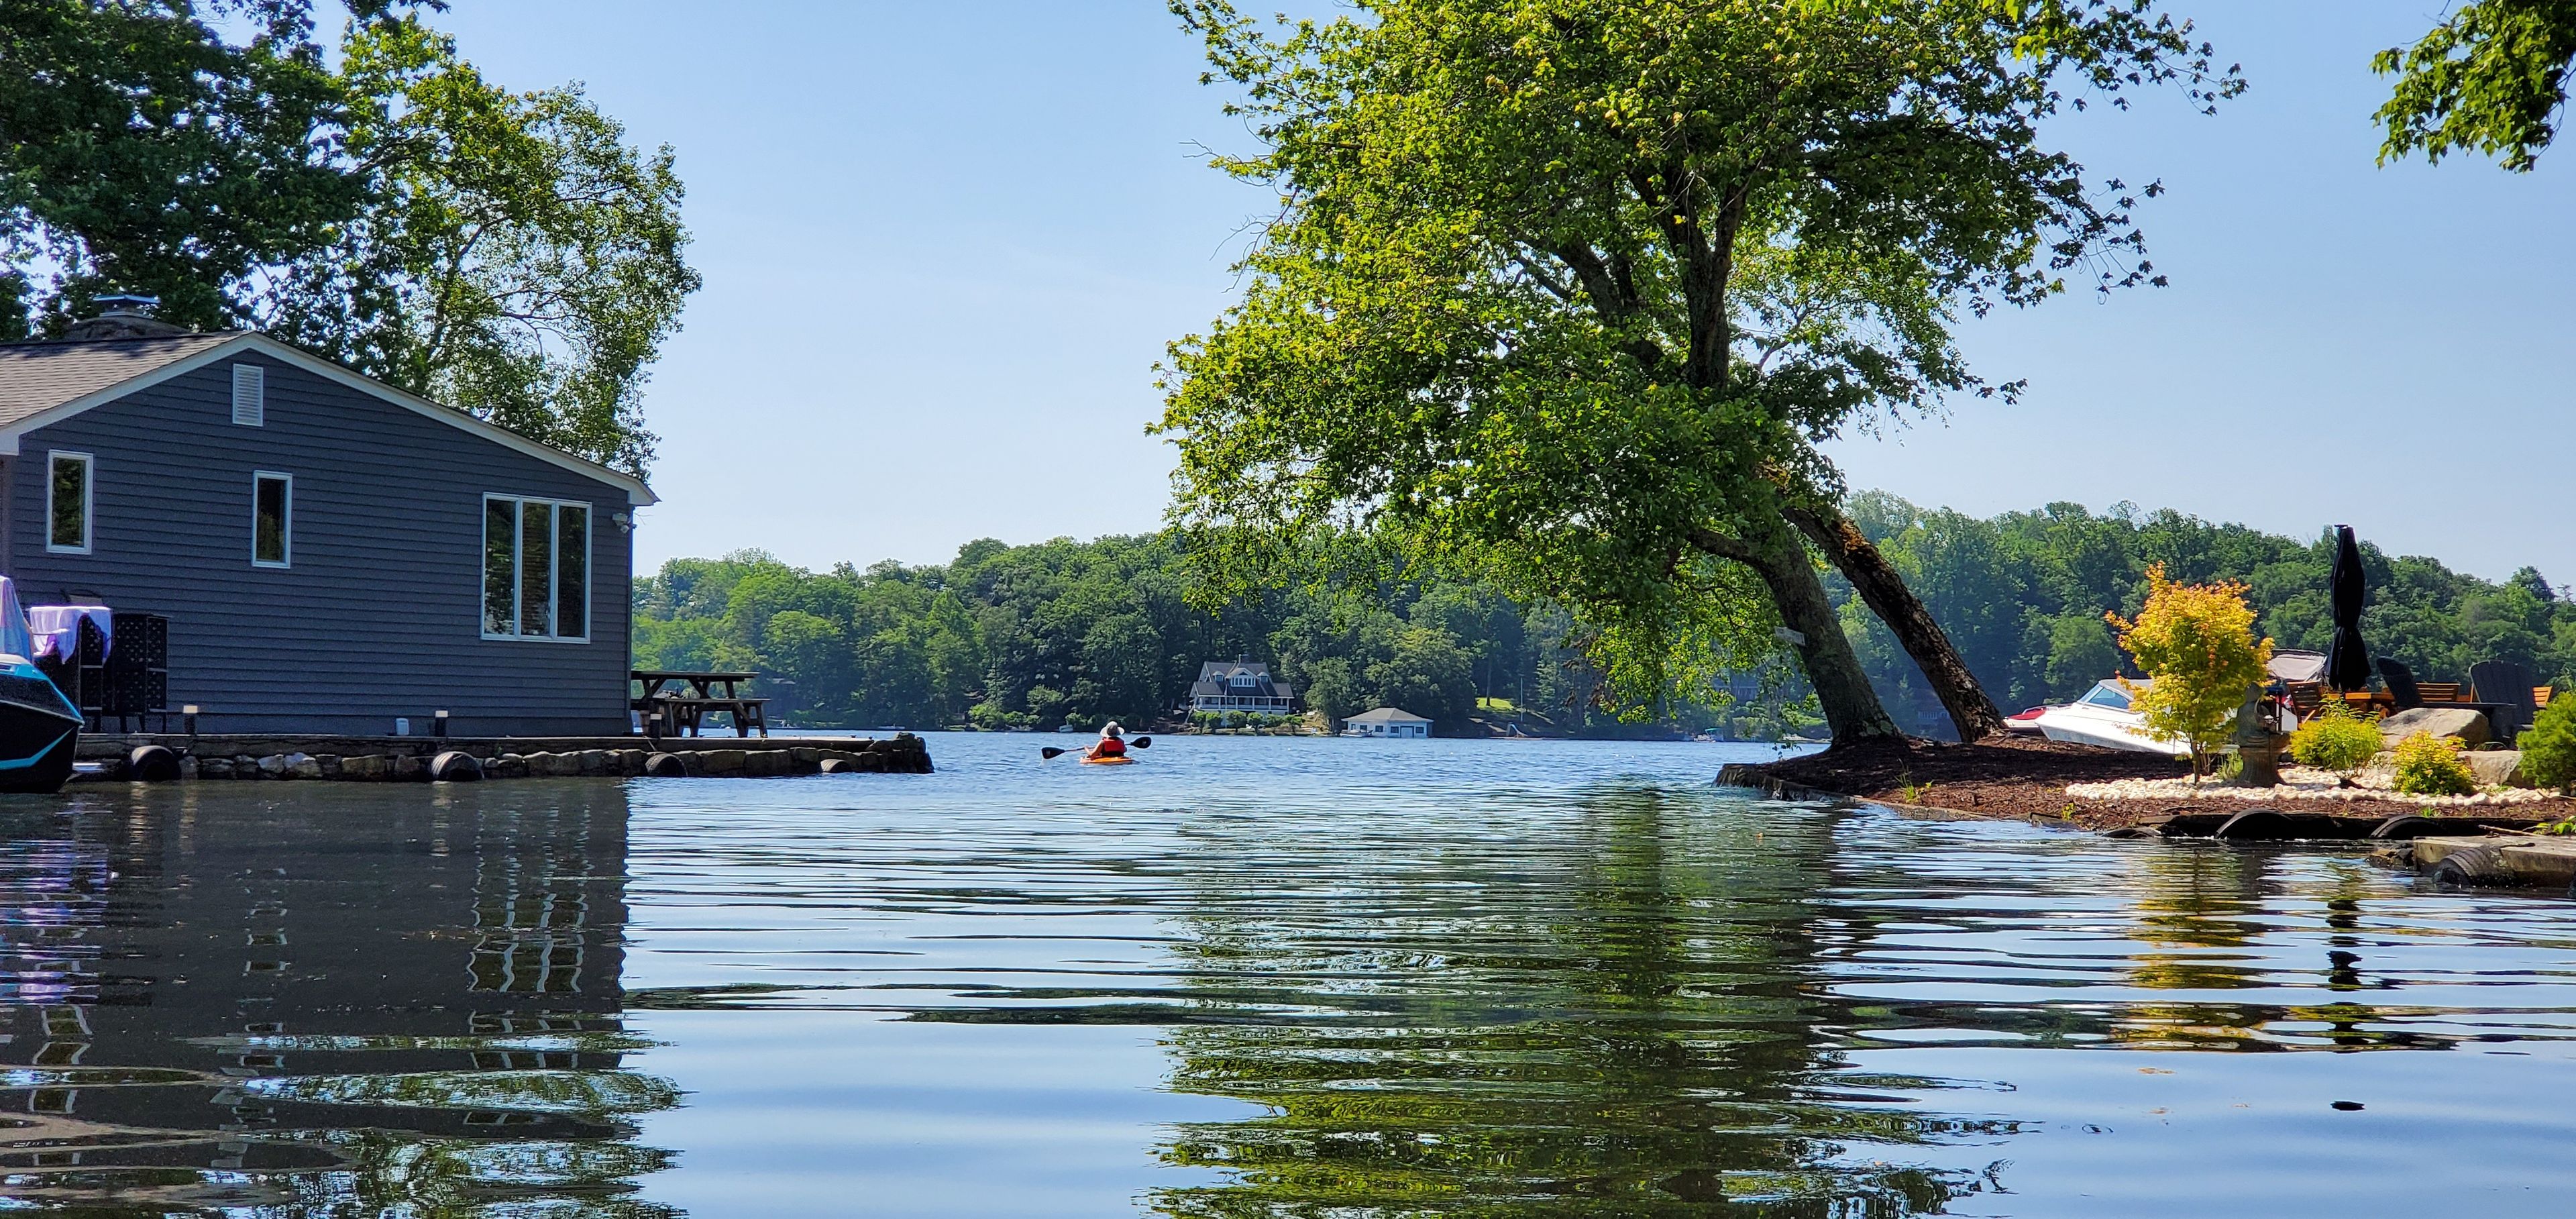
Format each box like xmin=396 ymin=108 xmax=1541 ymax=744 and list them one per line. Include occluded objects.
xmin=0 ymin=655 xmax=78 ymax=793
xmin=0 ymin=581 xmax=78 ymax=794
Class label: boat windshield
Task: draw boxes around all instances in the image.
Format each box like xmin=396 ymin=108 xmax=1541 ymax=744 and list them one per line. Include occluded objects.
xmin=0 ymin=577 xmax=29 ymax=661
xmin=2080 ymin=682 xmax=2133 ymax=710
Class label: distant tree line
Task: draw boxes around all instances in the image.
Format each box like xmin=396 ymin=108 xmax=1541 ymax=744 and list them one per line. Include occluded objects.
xmin=1839 ymin=492 xmax=2576 ymax=736
xmin=637 ymin=496 xmax=2576 ymax=741
xmin=631 ymin=535 xmax=1813 ymax=737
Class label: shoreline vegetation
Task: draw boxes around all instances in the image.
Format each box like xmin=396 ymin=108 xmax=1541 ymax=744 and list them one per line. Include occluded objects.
xmin=631 ymin=533 xmax=1823 ymax=742
xmin=635 ymin=494 xmax=2573 ymax=741
xmin=1722 ymin=736 xmax=2576 ymax=833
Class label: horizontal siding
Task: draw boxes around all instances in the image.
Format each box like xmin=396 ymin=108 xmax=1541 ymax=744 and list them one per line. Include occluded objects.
xmin=5 ymin=351 xmax=637 ymax=735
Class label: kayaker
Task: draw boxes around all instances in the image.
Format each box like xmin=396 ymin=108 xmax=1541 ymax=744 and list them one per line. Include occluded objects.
xmin=1087 ymin=723 xmax=1128 ymax=761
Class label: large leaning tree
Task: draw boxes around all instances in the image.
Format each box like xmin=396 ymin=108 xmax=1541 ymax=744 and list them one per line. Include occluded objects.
xmin=1157 ymin=0 xmax=2237 ymax=745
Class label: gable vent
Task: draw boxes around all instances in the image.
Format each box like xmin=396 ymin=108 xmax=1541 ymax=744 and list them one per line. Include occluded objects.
xmin=231 ymin=364 xmax=264 ymax=427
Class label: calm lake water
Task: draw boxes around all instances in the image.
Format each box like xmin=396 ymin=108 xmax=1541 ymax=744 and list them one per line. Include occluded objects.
xmin=1 ymin=732 xmax=2571 ymax=1216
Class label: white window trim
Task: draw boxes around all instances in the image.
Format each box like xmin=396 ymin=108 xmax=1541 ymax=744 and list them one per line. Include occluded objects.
xmin=251 ymin=471 xmax=292 ymax=569
xmin=45 ymin=450 xmax=93 ymax=555
xmin=480 ymin=492 xmax=593 ymax=643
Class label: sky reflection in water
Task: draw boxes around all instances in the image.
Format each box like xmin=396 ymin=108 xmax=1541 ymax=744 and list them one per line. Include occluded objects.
xmin=0 ymin=733 xmax=2570 ymax=1216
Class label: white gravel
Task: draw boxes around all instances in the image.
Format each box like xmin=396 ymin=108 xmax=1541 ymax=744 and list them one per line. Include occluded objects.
xmin=2065 ymin=765 xmax=2555 ymax=806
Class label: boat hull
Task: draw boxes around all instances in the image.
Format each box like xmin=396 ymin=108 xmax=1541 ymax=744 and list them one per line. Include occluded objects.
xmin=1081 ymin=755 xmax=1137 ymax=766
xmin=2033 ymin=706 xmax=2190 ymax=758
xmin=0 ymin=661 xmax=78 ymax=794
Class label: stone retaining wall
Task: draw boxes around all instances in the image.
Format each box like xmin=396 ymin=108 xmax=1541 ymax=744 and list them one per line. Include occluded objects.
xmin=76 ymin=734 xmax=934 ymax=784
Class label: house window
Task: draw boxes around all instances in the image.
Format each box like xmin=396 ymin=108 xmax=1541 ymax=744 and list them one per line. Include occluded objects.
xmin=46 ymin=452 xmax=92 ymax=554
xmin=252 ymin=472 xmax=292 ymax=568
xmin=481 ymin=494 xmax=590 ymax=641
xmin=231 ymin=364 xmax=265 ymax=427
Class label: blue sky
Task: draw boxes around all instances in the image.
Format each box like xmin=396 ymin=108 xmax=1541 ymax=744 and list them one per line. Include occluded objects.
xmin=427 ymin=2 xmax=2573 ymax=586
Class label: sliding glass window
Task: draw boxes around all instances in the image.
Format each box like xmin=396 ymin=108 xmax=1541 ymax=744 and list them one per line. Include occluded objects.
xmin=480 ymin=494 xmax=592 ymax=641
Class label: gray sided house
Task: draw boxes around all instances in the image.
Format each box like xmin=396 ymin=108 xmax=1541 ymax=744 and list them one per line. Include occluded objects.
xmin=0 ymin=329 xmax=654 ymax=735
xmin=1187 ymin=657 xmax=1294 ymax=714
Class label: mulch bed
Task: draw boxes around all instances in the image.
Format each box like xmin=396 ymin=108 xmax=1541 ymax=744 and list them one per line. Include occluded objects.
xmin=1732 ymin=734 xmax=2576 ymax=832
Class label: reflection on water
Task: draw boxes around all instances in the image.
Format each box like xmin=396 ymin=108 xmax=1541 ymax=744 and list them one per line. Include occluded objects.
xmin=0 ymin=782 xmax=674 ymax=1214
xmin=1138 ymin=791 xmax=1986 ymax=1216
xmin=5 ymin=734 xmax=2576 ymax=1216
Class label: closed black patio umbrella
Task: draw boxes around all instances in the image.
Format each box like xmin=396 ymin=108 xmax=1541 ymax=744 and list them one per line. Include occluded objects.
xmin=2324 ymin=525 xmax=2372 ymax=692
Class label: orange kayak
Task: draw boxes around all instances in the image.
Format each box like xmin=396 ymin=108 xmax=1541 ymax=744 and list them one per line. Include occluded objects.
xmin=1081 ymin=755 xmax=1138 ymax=765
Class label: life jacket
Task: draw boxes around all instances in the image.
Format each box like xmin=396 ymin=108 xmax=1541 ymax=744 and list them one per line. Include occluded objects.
xmin=1094 ymin=736 xmax=1126 ymax=757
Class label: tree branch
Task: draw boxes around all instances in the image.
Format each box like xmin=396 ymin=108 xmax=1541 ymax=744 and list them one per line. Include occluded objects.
xmin=1685 ymin=525 xmax=1755 ymax=564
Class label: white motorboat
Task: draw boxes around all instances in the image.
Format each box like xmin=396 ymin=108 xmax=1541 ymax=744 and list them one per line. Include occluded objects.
xmin=2031 ymin=679 xmax=2191 ymax=757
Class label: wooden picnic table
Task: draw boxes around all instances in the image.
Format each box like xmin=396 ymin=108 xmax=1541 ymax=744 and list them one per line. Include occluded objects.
xmin=631 ymin=670 xmax=768 ymax=739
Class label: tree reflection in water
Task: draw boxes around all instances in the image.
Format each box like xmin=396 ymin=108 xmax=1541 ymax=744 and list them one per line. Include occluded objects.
xmin=0 ymin=782 xmax=674 ymax=1214
xmin=1145 ymin=789 xmax=1999 ymax=1216
xmin=2118 ymin=848 xmax=2435 ymax=1052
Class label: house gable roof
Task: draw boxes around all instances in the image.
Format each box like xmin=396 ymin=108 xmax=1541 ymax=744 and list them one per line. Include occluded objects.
xmin=0 ymin=332 xmax=656 ymax=505
xmin=1191 ymin=657 xmax=1293 ymax=700
xmin=0 ymin=334 xmax=239 ymax=426
xmin=1345 ymin=706 xmax=1430 ymax=723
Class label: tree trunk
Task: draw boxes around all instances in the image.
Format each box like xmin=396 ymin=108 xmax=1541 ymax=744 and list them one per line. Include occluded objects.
xmin=1785 ymin=504 xmax=2008 ymax=743
xmin=1732 ymin=512 xmax=1903 ymax=746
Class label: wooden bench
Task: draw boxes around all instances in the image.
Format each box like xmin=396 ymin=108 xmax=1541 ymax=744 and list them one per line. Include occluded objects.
xmin=641 ymin=696 xmax=767 ymax=740
xmin=631 ymin=670 xmax=769 ymax=741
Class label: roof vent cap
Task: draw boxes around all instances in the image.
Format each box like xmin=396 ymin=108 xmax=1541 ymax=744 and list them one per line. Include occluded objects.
xmin=64 ymin=293 xmax=187 ymax=340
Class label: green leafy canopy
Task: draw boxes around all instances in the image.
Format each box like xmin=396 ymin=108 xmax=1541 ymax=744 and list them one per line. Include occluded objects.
xmin=262 ymin=16 xmax=699 ymax=476
xmin=2377 ymin=0 xmax=2576 ymax=171
xmin=0 ymin=0 xmax=360 ymax=333
xmin=0 ymin=3 xmax=693 ymax=476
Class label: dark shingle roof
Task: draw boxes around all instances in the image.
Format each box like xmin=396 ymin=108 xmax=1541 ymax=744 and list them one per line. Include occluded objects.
xmin=0 ymin=330 xmax=657 ymax=503
xmin=0 ymin=333 xmax=244 ymax=427
xmin=1191 ymin=658 xmax=1294 ymax=701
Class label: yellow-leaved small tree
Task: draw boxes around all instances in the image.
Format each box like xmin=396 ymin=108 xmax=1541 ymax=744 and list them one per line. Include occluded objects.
xmin=2106 ymin=564 xmax=2275 ymax=781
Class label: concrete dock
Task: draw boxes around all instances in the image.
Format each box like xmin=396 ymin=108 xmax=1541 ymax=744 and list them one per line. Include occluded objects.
xmin=70 ymin=732 xmax=934 ymax=782
xmin=2408 ymin=833 xmax=2576 ymax=891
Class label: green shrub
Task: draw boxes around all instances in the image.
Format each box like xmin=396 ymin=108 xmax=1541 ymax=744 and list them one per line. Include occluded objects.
xmin=2390 ymin=731 xmax=2476 ymax=796
xmin=2518 ymin=697 xmax=2576 ymax=794
xmin=2288 ymin=698 xmax=2381 ymax=774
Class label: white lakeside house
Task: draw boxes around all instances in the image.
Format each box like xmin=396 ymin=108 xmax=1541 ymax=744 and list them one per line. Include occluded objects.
xmin=1342 ymin=706 xmax=1432 ymax=738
